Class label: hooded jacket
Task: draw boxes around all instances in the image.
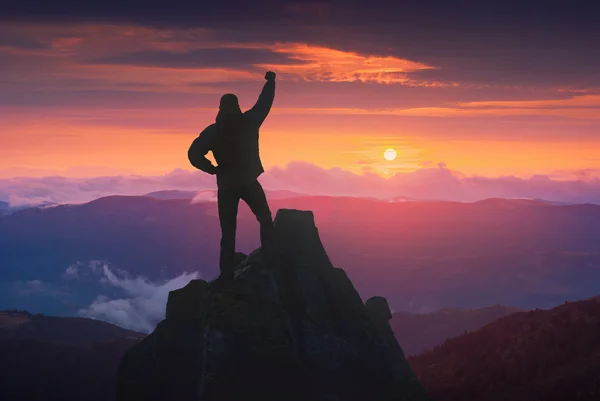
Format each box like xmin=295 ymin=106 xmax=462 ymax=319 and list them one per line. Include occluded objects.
xmin=194 ymin=79 xmax=275 ymax=189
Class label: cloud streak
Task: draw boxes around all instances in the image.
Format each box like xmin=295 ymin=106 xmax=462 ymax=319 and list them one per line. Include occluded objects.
xmin=91 ymin=47 xmax=305 ymax=70
xmin=259 ymin=43 xmax=445 ymax=86
xmin=273 ymin=93 xmax=600 ymax=119
xmin=458 ymin=94 xmax=600 ymax=108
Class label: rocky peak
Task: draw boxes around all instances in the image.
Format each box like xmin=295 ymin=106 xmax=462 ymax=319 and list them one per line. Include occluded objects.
xmin=117 ymin=208 xmax=430 ymax=401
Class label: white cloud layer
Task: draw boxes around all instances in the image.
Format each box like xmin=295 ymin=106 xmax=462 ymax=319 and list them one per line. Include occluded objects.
xmin=78 ymin=263 xmax=200 ymax=332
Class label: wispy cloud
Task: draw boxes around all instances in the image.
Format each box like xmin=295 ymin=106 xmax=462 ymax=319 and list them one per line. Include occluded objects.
xmin=79 ymin=263 xmax=200 ymax=332
xmin=62 ymin=260 xmax=105 ymax=279
xmin=258 ymin=43 xmax=447 ymax=86
xmin=457 ymin=94 xmax=600 ymax=108
xmin=272 ymin=94 xmax=600 ymax=119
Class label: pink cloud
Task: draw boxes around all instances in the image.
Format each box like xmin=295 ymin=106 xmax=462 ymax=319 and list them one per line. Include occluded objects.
xmin=258 ymin=43 xmax=444 ymax=86
xmin=458 ymin=94 xmax=600 ymax=108
xmin=1 ymin=162 xmax=600 ymax=207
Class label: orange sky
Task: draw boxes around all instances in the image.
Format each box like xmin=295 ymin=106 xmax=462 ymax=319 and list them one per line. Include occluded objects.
xmin=1 ymin=21 xmax=599 ymax=180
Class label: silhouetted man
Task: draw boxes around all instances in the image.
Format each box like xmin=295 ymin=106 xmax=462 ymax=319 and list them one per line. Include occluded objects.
xmin=191 ymin=71 xmax=276 ymax=284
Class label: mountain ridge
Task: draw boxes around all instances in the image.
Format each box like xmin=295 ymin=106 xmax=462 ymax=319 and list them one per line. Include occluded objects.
xmin=391 ymin=304 xmax=526 ymax=356
xmin=409 ymin=296 xmax=600 ymax=401
xmin=0 ymin=310 xmax=145 ymax=346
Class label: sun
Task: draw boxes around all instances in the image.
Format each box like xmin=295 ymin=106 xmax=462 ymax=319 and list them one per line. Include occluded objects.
xmin=383 ymin=148 xmax=397 ymax=161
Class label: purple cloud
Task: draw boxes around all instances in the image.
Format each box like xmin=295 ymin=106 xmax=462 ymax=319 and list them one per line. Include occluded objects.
xmin=1 ymin=162 xmax=600 ymax=206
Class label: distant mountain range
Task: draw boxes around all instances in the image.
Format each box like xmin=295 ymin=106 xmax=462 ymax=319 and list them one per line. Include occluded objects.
xmin=391 ymin=305 xmax=525 ymax=356
xmin=409 ymin=296 xmax=600 ymax=401
xmin=2 ymin=195 xmax=600 ymax=327
xmin=385 ymin=196 xmax=576 ymax=205
xmin=144 ymin=189 xmax=309 ymax=201
xmin=0 ymin=189 xmax=307 ymax=214
xmin=2 ymin=193 xmax=579 ymax=211
xmin=143 ymin=190 xmax=198 ymax=200
xmin=0 ymin=310 xmax=145 ymax=345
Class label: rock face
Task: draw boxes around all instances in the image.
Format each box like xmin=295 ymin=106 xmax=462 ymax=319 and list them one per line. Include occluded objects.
xmin=116 ymin=209 xmax=430 ymax=401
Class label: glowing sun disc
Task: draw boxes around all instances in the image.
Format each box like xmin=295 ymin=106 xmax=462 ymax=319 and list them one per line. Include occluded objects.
xmin=384 ymin=148 xmax=397 ymax=161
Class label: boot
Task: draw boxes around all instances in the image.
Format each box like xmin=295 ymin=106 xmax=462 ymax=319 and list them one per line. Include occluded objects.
xmin=213 ymin=268 xmax=234 ymax=288
xmin=214 ymin=252 xmax=235 ymax=287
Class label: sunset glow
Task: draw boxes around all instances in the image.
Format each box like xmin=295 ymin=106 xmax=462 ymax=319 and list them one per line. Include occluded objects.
xmin=1 ymin=2 xmax=599 ymax=202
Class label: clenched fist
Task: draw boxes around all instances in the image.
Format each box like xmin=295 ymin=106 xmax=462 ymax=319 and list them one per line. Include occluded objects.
xmin=265 ymin=71 xmax=276 ymax=81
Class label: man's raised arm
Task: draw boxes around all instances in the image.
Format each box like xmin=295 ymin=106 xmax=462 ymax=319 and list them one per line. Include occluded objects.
xmin=246 ymin=71 xmax=276 ymax=126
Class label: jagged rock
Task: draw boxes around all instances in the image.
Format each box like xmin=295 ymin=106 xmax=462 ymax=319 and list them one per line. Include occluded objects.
xmin=117 ymin=209 xmax=431 ymax=401
xmin=366 ymin=296 xmax=393 ymax=323
xmin=365 ymin=296 xmax=428 ymax=401
xmin=166 ymin=279 xmax=208 ymax=320
xmin=166 ymin=253 xmax=247 ymax=320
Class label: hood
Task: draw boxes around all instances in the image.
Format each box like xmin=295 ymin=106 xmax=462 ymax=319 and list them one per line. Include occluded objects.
xmin=216 ymin=108 xmax=242 ymax=123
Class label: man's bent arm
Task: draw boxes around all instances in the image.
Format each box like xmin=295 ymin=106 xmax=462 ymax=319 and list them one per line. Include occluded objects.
xmin=192 ymin=128 xmax=218 ymax=174
xmin=246 ymin=78 xmax=275 ymax=126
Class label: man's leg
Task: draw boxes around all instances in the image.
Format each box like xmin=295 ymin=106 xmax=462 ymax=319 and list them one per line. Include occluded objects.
xmin=239 ymin=180 xmax=275 ymax=261
xmin=217 ymin=187 xmax=240 ymax=282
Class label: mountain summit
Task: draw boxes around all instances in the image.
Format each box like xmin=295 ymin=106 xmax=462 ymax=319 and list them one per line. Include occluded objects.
xmin=116 ymin=208 xmax=430 ymax=401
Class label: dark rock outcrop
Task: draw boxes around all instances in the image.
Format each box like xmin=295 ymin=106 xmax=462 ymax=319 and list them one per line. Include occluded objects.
xmin=117 ymin=209 xmax=430 ymax=401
